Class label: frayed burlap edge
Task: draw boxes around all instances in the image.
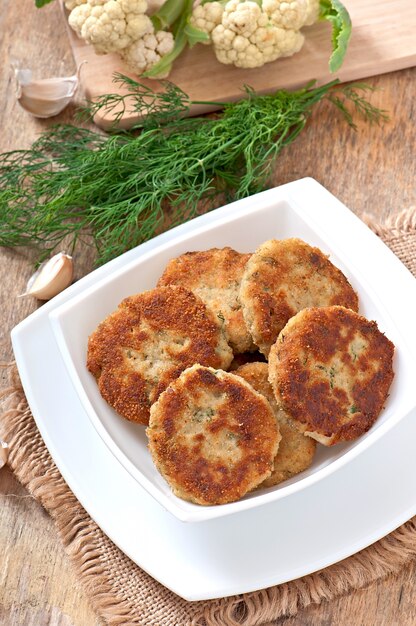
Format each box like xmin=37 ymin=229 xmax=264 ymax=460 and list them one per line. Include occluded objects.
xmin=1 ymin=208 xmax=416 ymax=626
xmin=361 ymin=207 xmax=416 ymax=276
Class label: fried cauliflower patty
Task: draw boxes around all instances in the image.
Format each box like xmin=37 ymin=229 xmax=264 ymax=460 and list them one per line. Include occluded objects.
xmin=157 ymin=247 xmax=254 ymax=353
xmin=235 ymin=362 xmax=316 ymax=487
xmin=268 ymin=306 xmax=395 ymax=445
xmin=239 ymin=238 xmax=359 ymax=356
xmin=147 ymin=365 xmax=280 ymax=505
xmin=87 ymin=286 xmax=233 ymax=425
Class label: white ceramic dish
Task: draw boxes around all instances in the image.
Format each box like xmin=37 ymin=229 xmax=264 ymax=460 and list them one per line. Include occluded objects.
xmin=11 ymin=178 xmax=416 ymax=600
xmin=42 ymin=178 xmax=416 ymax=522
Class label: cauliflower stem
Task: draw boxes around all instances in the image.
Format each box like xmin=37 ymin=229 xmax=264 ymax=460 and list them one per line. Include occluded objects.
xmin=144 ymin=0 xmax=210 ymax=78
xmin=151 ymin=0 xmax=187 ymax=30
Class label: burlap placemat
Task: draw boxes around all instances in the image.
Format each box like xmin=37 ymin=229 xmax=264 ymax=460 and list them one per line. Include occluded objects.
xmin=1 ymin=207 xmax=416 ymax=626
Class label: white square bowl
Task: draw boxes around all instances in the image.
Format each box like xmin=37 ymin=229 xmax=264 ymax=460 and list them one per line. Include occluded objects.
xmin=47 ymin=178 xmax=416 ymax=522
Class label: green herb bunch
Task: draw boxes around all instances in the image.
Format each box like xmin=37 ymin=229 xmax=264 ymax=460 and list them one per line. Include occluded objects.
xmin=0 ymin=75 xmax=387 ymax=265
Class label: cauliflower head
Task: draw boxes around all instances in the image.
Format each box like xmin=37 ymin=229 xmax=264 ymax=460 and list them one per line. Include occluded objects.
xmin=121 ymin=29 xmax=175 ymax=77
xmin=68 ymin=0 xmax=153 ymax=54
xmin=206 ymin=0 xmax=306 ymax=69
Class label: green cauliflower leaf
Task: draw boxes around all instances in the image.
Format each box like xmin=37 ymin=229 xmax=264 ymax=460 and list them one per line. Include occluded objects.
xmin=320 ymin=0 xmax=352 ymax=72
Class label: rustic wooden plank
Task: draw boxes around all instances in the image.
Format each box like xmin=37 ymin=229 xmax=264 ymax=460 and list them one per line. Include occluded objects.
xmin=0 ymin=2 xmax=101 ymax=625
xmin=66 ymin=0 xmax=416 ymax=128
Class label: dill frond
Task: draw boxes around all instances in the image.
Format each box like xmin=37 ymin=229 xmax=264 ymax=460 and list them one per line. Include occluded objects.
xmin=0 ymin=76 xmax=388 ymax=266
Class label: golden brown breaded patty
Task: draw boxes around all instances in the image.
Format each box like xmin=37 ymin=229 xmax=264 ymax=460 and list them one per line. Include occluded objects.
xmin=147 ymin=365 xmax=280 ymax=505
xmin=157 ymin=247 xmax=254 ymax=353
xmin=268 ymin=306 xmax=395 ymax=446
xmin=235 ymin=362 xmax=316 ymax=487
xmin=239 ymin=238 xmax=359 ymax=356
xmin=87 ymin=286 xmax=233 ymax=425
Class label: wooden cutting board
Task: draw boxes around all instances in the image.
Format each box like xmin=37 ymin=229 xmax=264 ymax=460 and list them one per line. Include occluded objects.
xmin=67 ymin=0 xmax=416 ymax=129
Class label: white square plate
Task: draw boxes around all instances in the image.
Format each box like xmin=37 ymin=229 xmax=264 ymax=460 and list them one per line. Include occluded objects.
xmin=11 ymin=179 xmax=416 ymax=599
xmin=44 ymin=179 xmax=416 ymax=522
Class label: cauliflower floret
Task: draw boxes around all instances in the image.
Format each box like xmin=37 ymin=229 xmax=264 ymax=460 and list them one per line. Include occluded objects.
xmin=211 ymin=0 xmax=304 ymax=68
xmin=189 ymin=2 xmax=224 ymax=40
xmin=304 ymin=0 xmax=320 ymax=25
xmin=213 ymin=22 xmax=303 ymax=67
xmin=65 ymin=0 xmax=87 ymax=11
xmin=68 ymin=0 xmax=153 ymax=54
xmin=262 ymin=0 xmax=309 ymax=30
xmin=271 ymin=25 xmax=304 ymax=56
xmin=121 ymin=29 xmax=175 ymax=77
xmin=222 ymin=0 xmax=268 ymax=37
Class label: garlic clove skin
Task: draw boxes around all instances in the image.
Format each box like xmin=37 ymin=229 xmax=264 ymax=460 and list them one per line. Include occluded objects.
xmin=15 ymin=68 xmax=33 ymax=86
xmin=15 ymin=63 xmax=85 ymax=119
xmin=22 ymin=253 xmax=74 ymax=300
xmin=0 ymin=440 xmax=9 ymax=470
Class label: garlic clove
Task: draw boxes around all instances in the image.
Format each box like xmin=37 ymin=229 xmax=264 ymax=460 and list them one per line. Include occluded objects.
xmin=0 ymin=440 xmax=9 ymax=470
xmin=15 ymin=63 xmax=85 ymax=119
xmin=22 ymin=253 xmax=74 ymax=300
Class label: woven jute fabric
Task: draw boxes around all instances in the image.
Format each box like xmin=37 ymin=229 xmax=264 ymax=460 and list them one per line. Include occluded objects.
xmin=1 ymin=208 xmax=416 ymax=626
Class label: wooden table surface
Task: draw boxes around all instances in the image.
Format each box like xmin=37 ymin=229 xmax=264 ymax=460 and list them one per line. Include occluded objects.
xmin=1 ymin=2 xmax=415 ymax=625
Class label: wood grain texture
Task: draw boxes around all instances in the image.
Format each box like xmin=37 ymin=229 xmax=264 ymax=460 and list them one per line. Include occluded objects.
xmin=66 ymin=0 xmax=416 ymax=128
xmin=0 ymin=1 xmax=416 ymax=625
xmin=0 ymin=469 xmax=104 ymax=626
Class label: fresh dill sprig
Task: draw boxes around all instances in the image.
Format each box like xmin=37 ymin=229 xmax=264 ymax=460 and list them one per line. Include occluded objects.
xmin=0 ymin=76 xmax=388 ymax=265
xmin=328 ymin=83 xmax=389 ymax=130
xmin=79 ymin=73 xmax=191 ymax=129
